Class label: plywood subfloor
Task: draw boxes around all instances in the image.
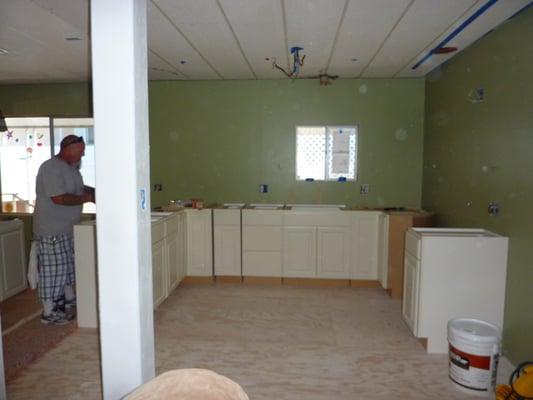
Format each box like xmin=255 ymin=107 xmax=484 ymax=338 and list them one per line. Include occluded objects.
xmin=6 ymin=285 xmax=512 ymax=399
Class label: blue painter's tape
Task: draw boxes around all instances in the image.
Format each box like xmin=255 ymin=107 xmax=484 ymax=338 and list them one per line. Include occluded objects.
xmin=412 ymin=0 xmax=499 ymax=70
xmin=140 ymin=188 xmax=147 ymax=211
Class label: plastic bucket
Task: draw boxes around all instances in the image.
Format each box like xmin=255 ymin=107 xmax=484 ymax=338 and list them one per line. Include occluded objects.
xmin=447 ymin=318 xmax=501 ymax=393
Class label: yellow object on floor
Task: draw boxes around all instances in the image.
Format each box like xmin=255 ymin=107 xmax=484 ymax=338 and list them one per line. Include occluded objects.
xmin=496 ymin=362 xmax=533 ymax=400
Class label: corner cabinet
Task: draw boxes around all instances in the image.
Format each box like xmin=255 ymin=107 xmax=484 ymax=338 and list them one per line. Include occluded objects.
xmin=0 ymin=219 xmax=27 ymax=301
xmin=185 ymin=209 xmax=213 ymax=277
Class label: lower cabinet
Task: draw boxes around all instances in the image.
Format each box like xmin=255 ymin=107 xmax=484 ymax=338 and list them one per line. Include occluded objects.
xmin=152 ymin=239 xmax=166 ymax=308
xmin=166 ymin=231 xmax=180 ymax=292
xmin=402 ymin=251 xmax=419 ymax=334
xmin=185 ymin=209 xmax=213 ymax=277
xmin=283 ymin=226 xmax=316 ymax=278
xmin=213 ymin=209 xmax=241 ymax=276
xmin=317 ymin=226 xmax=351 ymax=279
xmin=242 ymin=210 xmax=282 ymax=277
xmin=351 ymin=212 xmax=381 ymax=280
xmin=0 ymin=219 xmax=27 ymax=301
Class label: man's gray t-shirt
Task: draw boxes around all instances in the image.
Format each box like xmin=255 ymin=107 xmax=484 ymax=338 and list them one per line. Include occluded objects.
xmin=33 ymin=156 xmax=84 ymax=237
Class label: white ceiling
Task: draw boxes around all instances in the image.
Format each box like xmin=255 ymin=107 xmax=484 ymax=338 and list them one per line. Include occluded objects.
xmin=0 ymin=0 xmax=530 ymax=83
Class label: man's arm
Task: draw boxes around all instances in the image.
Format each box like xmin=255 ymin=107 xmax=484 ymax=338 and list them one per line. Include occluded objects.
xmin=51 ymin=191 xmax=95 ymax=205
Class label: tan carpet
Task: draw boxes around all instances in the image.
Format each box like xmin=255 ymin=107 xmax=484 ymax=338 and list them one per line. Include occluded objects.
xmin=3 ymin=315 xmax=78 ymax=382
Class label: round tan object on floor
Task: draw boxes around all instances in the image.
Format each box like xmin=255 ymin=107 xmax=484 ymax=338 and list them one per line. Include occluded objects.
xmin=125 ymin=369 xmax=249 ymax=400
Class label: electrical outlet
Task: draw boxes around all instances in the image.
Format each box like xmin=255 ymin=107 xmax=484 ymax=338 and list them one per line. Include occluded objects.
xmin=259 ymin=184 xmax=268 ymax=193
xmin=488 ymin=202 xmax=499 ymax=216
xmin=360 ymin=184 xmax=369 ymax=195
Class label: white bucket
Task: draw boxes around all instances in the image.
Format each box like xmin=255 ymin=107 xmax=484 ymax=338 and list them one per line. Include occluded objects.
xmin=447 ymin=318 xmax=501 ymax=394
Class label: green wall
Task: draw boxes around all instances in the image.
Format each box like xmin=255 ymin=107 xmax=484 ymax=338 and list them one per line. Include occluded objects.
xmin=423 ymin=7 xmax=533 ymax=363
xmin=0 ymin=82 xmax=92 ymax=117
xmin=149 ymin=79 xmax=425 ymax=208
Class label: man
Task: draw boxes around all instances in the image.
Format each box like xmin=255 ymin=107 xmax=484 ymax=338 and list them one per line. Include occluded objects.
xmin=33 ymin=134 xmax=95 ymax=325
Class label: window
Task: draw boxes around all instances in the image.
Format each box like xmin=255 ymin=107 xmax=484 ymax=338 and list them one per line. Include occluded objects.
xmin=1 ymin=117 xmax=95 ymax=213
xmin=296 ymin=126 xmax=357 ymax=181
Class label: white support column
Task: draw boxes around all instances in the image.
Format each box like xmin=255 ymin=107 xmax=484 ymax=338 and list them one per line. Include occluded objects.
xmin=91 ymin=1 xmax=154 ymax=398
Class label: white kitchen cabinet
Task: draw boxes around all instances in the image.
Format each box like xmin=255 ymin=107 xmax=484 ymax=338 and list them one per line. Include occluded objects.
xmin=213 ymin=209 xmax=241 ymax=276
xmin=242 ymin=210 xmax=282 ymax=277
xmin=75 ymin=212 xmax=185 ymax=327
xmin=317 ymin=226 xmax=351 ymax=278
xmin=351 ymin=212 xmax=381 ymax=280
xmin=283 ymin=226 xmax=316 ymax=278
xmin=402 ymin=228 xmax=508 ymax=353
xmin=176 ymin=212 xmax=186 ymax=283
xmin=185 ymin=209 xmax=213 ymax=277
xmin=152 ymin=239 xmax=166 ymax=308
xmin=282 ymin=210 xmax=352 ymax=279
xmin=166 ymin=231 xmax=179 ymax=291
xmin=0 ymin=219 xmax=27 ymax=301
xmin=377 ymin=213 xmax=389 ymax=289
xmin=402 ymin=251 xmax=419 ymax=334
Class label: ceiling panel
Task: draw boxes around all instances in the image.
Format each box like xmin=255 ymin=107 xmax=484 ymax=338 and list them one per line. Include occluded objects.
xmin=31 ymin=0 xmax=90 ymax=35
xmin=148 ymin=50 xmax=186 ymax=81
xmin=362 ymin=0 xmax=478 ymax=78
xmin=397 ymin=0 xmax=533 ymax=77
xmin=152 ymin=0 xmax=254 ymax=79
xmin=328 ymin=0 xmax=412 ymax=77
xmin=284 ymin=0 xmax=346 ymax=77
xmin=0 ymin=0 xmax=530 ymax=83
xmin=147 ymin=2 xmax=218 ymax=80
xmin=0 ymin=0 xmax=89 ymax=83
xmin=219 ymin=0 xmax=286 ymax=79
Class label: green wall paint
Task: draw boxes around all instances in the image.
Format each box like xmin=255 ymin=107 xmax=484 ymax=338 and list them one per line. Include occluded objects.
xmin=149 ymin=79 xmax=425 ymax=208
xmin=423 ymin=7 xmax=533 ymax=363
xmin=0 ymin=82 xmax=92 ymax=117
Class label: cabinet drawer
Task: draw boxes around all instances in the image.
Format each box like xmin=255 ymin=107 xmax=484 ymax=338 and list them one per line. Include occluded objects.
xmin=242 ymin=210 xmax=283 ymax=225
xmin=214 ymin=209 xmax=241 ymax=225
xmin=405 ymin=229 xmax=421 ymax=258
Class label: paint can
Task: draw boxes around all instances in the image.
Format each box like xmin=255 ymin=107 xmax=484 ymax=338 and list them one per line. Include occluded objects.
xmin=448 ymin=318 xmax=501 ymax=394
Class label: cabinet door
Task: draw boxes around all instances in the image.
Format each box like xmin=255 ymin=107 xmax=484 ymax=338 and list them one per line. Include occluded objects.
xmin=402 ymin=252 xmax=420 ymax=335
xmin=186 ymin=211 xmax=213 ymax=276
xmin=152 ymin=240 xmax=166 ymax=309
xmin=166 ymin=232 xmax=179 ymax=293
xmin=0 ymin=228 xmax=27 ymax=300
xmin=377 ymin=213 xmax=389 ymax=288
xmin=283 ymin=226 xmax=316 ymax=278
xmin=317 ymin=227 xmax=350 ymax=279
xmin=177 ymin=213 xmax=185 ymax=282
xmin=214 ymin=225 xmax=241 ymax=276
xmin=352 ymin=213 xmax=380 ymax=279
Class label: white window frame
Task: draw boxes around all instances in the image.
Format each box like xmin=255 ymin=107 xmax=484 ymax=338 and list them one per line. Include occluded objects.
xmin=295 ymin=125 xmax=358 ymax=182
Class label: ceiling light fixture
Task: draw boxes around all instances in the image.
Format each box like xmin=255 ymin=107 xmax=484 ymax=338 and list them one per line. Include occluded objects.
xmin=271 ymin=46 xmax=305 ymax=79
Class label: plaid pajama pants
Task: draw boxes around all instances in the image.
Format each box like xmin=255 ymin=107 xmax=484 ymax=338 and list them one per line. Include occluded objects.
xmin=37 ymin=233 xmax=76 ymax=302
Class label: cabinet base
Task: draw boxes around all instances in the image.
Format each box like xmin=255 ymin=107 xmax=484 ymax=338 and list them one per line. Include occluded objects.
xmin=215 ymin=276 xmax=242 ymax=284
xmin=181 ymin=276 xmax=215 ymax=286
xmin=242 ymin=277 xmax=282 ymax=285
xmin=350 ymin=280 xmax=381 ymax=288
xmin=283 ymin=278 xmax=350 ymax=288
